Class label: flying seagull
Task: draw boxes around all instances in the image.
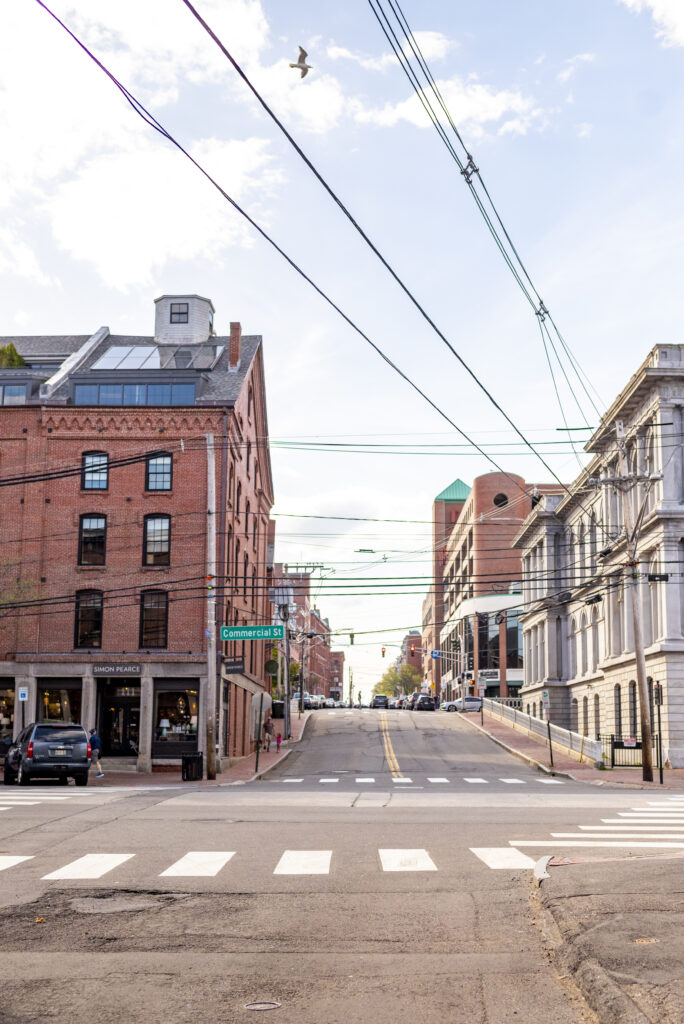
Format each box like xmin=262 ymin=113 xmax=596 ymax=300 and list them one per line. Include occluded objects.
xmin=289 ymin=46 xmax=312 ymax=78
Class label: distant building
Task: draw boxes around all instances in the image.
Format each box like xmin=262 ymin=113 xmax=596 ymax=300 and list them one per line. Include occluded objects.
xmin=330 ymin=651 xmax=345 ymax=701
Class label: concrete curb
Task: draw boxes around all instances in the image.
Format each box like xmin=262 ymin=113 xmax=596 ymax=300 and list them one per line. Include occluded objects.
xmin=533 ymin=855 xmax=552 ymax=887
xmin=537 ymin=881 xmax=652 ymax=1024
xmin=458 ymin=712 xmax=574 ymax=779
xmin=227 ymin=710 xmax=314 ymax=785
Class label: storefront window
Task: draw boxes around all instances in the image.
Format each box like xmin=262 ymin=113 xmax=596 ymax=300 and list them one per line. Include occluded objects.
xmin=0 ymin=685 xmax=15 ymax=755
xmin=153 ymin=684 xmax=199 ymax=754
xmin=38 ymin=682 xmax=82 ymax=723
xmin=507 ymin=611 xmax=524 ymax=669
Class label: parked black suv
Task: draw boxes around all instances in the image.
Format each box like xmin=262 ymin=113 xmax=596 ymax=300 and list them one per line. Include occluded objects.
xmin=3 ymin=723 xmax=91 ymax=786
xmin=370 ymin=695 xmax=389 ymax=709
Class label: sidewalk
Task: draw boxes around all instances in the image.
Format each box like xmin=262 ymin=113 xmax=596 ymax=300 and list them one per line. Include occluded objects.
xmin=461 ymin=707 xmax=684 ymax=789
xmin=538 ymin=855 xmax=684 ymax=1024
xmin=2 ymin=710 xmax=313 ymax=789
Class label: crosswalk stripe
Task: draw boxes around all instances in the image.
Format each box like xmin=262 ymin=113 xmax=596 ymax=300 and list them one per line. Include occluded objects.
xmin=470 ymin=848 xmax=535 ymax=869
xmin=552 ymin=833 xmax=684 ymax=840
xmin=538 ymin=780 xmax=564 ymax=785
xmin=42 ymin=853 xmax=134 ymax=880
xmin=392 ymin=778 xmax=413 ymax=784
xmin=0 ymin=796 xmax=70 ymax=801
xmin=160 ymin=852 xmax=235 ymax=877
xmin=319 ymin=778 xmax=339 ymax=784
xmin=464 ymin=778 xmax=487 ymax=784
xmin=273 ymin=850 xmax=331 ymax=875
xmin=500 ymin=778 xmax=525 ymax=784
xmin=378 ymin=849 xmax=437 ymax=872
xmin=355 ymin=778 xmax=375 ymax=783
xmin=512 ymin=840 xmax=684 ymax=850
xmin=0 ymin=801 xmax=41 ymax=807
xmin=0 ymin=855 xmax=33 ymax=872
xmin=602 ymin=818 xmax=684 ymax=824
xmin=581 ymin=824 xmax=684 ymax=831
xmin=427 ymin=778 xmax=449 ymax=784
xmin=282 ymin=779 xmax=303 ymax=783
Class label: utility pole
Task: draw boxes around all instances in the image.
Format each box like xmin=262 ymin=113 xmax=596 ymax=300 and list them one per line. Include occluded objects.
xmin=348 ymin=667 xmax=353 ymax=708
xmin=205 ymin=433 xmax=217 ymax=780
xmin=615 ymin=420 xmax=653 ymax=782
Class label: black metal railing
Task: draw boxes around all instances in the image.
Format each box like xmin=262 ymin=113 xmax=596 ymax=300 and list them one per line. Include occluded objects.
xmin=598 ymin=734 xmax=660 ymax=768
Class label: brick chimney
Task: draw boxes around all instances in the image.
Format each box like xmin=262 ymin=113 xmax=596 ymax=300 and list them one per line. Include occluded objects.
xmin=229 ymin=322 xmax=242 ymax=368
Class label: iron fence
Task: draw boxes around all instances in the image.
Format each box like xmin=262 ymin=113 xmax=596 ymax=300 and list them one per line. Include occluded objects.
xmin=598 ymin=734 xmax=660 ymax=768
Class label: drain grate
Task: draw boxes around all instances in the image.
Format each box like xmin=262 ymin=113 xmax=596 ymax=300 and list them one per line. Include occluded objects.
xmin=244 ymin=1002 xmax=281 ymax=1011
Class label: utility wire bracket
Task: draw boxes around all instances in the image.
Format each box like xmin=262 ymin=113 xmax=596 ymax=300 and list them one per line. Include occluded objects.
xmin=536 ymin=301 xmax=549 ymax=322
xmin=460 ymin=155 xmax=479 ymax=184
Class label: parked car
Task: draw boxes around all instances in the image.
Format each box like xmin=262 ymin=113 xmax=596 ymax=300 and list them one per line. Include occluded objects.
xmin=414 ymin=695 xmax=436 ymax=711
xmin=325 ymin=698 xmax=336 ymax=708
xmin=292 ymin=692 xmax=312 ymax=710
xmin=442 ymin=696 xmax=483 ymax=713
xmin=371 ymin=695 xmax=389 ymax=709
xmin=4 ymin=722 xmax=90 ymax=786
xmin=404 ymin=692 xmax=422 ymax=710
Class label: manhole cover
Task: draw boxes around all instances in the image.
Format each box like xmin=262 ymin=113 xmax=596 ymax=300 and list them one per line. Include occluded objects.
xmin=244 ymin=1002 xmax=281 ymax=1011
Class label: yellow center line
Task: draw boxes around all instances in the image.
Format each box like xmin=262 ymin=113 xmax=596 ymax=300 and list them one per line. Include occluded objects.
xmin=380 ymin=716 xmax=403 ymax=777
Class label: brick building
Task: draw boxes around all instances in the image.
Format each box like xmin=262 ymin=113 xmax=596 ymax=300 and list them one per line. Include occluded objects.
xmin=330 ymin=651 xmax=345 ymax=701
xmin=0 ymin=293 xmax=274 ymax=770
xmin=272 ymin=566 xmax=344 ymax=699
xmin=398 ymin=630 xmax=422 ymax=676
xmin=439 ymin=472 xmax=563 ymax=701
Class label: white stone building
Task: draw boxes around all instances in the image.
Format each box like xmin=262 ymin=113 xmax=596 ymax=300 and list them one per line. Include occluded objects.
xmin=513 ymin=344 xmax=684 ymax=767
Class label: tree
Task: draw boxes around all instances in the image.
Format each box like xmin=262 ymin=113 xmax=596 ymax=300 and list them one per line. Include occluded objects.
xmin=0 ymin=343 xmax=26 ymax=368
xmin=372 ymin=664 xmax=421 ymax=698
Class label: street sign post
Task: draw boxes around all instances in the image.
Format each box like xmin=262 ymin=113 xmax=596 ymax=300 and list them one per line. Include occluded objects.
xmin=220 ymin=625 xmax=284 ymax=642
xmin=430 ymin=650 xmax=440 ymax=659
xmin=18 ymin=685 xmax=28 ymax=729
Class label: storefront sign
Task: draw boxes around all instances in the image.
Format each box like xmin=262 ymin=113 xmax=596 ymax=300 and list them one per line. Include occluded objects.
xmin=18 ymin=686 xmax=29 ymax=702
xmin=220 ymin=625 xmax=284 ymax=641
xmin=223 ymin=660 xmax=245 ymax=674
xmin=93 ymin=664 xmax=142 ymax=676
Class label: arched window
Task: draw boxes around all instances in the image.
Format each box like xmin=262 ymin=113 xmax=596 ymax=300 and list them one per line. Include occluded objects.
xmin=589 ymin=521 xmax=597 ymax=571
xmin=570 ymin=698 xmax=578 ymax=732
xmin=236 ymin=482 xmax=242 ymax=517
xmin=532 ymin=702 xmax=537 ymax=718
xmin=647 ymin=677 xmax=655 ymax=734
xmin=578 ymin=523 xmax=586 ymax=583
xmin=526 ymin=704 xmax=530 ymax=716
xmin=247 ymin=386 xmax=254 ymax=420
xmin=538 ymin=624 xmax=545 ymax=680
xmin=234 ymin=540 xmax=240 ymax=588
xmin=649 ymin=555 xmax=660 ymax=642
xmin=569 ymin=618 xmax=577 ymax=678
xmin=582 ymin=695 xmax=589 ymax=733
xmin=555 ymin=617 xmax=563 ymax=678
xmin=252 ymin=515 xmax=258 ymax=550
xmin=245 ymin=500 xmax=250 ymax=537
xmin=594 ymin=693 xmax=601 ymax=737
xmin=226 ymin=526 xmax=233 ymax=578
xmin=628 ymin=680 xmax=637 ymax=736
xmin=591 ymin=607 xmax=599 ymax=671
xmin=228 ymin=462 xmax=234 ymax=505
xmin=246 ymin=441 xmax=252 ymax=478
xmin=251 ymin=568 xmax=256 ymax=609
xmin=614 ymin=684 xmax=623 ymax=736
xmin=243 ymin=554 xmax=248 ymax=597
xmin=580 ymin=613 xmax=588 ymax=675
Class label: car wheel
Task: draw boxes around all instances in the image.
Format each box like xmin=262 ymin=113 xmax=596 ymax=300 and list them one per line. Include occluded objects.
xmin=446 ymin=705 xmax=456 ymax=712
xmin=17 ymin=762 xmax=30 ymax=786
xmin=75 ymin=773 xmax=89 ymax=787
xmin=58 ymin=776 xmax=69 ymax=786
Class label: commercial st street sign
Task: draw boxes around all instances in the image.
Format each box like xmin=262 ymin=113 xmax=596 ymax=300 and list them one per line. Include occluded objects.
xmin=220 ymin=625 xmax=284 ymax=641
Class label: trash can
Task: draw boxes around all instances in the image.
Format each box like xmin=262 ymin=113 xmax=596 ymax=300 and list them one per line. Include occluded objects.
xmin=181 ymin=751 xmax=203 ymax=781
xmin=271 ymin=700 xmax=284 ymax=719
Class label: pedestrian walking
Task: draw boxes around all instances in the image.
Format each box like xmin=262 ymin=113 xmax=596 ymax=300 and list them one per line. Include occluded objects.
xmin=276 ymin=732 xmax=282 ymax=753
xmin=263 ymin=717 xmax=274 ymax=752
xmin=89 ymin=729 xmax=104 ymax=778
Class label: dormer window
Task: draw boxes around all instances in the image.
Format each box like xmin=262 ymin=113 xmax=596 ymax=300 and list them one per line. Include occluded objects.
xmin=170 ymin=302 xmax=189 ymax=324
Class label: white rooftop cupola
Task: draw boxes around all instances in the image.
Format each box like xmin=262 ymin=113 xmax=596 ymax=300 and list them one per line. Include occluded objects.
xmin=154 ymin=294 xmax=216 ymax=344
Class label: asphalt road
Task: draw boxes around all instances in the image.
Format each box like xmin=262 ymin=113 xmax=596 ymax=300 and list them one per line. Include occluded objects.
xmin=2 ymin=708 xmax=674 ymax=1024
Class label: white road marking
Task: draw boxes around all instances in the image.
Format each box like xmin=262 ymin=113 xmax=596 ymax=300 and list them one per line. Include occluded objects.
xmin=470 ymin=848 xmax=536 ymax=869
xmin=619 ymin=810 xmax=684 ymax=816
xmin=273 ymin=850 xmax=332 ymax=875
xmin=500 ymin=778 xmax=525 ymax=784
xmin=603 ymin=817 xmax=684 ymax=824
xmin=581 ymin=824 xmax=684 ymax=831
xmin=464 ymin=778 xmax=488 ymax=784
xmin=0 ymin=795 xmax=71 ymax=801
xmin=355 ymin=778 xmax=375 ymax=783
xmin=43 ymin=853 xmax=134 ymax=880
xmin=552 ymin=833 xmax=684 ymax=840
xmin=344 ymin=712 xmax=353 ymax=716
xmin=392 ymin=778 xmax=413 ymax=784
xmin=0 ymin=801 xmax=40 ymax=806
xmin=512 ymin=840 xmax=684 ymax=850
xmin=538 ymin=779 xmax=564 ymax=785
xmin=160 ymin=852 xmax=235 ymax=877
xmin=0 ymin=855 xmax=33 ymax=871
xmin=629 ymin=806 xmax=684 ymax=812
xmin=378 ymin=849 xmax=437 ymax=872
xmin=319 ymin=778 xmax=339 ymax=784
xmin=282 ymin=779 xmax=303 ymax=784
xmin=427 ymin=778 xmax=449 ymax=784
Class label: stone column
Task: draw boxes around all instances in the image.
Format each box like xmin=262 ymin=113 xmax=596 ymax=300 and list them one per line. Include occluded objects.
xmin=138 ymin=668 xmax=154 ymax=773
xmin=81 ymin=670 xmax=96 ymax=732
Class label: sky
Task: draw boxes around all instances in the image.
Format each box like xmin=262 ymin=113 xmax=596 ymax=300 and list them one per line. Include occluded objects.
xmin=2 ymin=0 xmax=684 ymax=698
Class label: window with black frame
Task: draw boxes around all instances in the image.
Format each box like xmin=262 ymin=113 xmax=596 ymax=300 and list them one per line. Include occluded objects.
xmin=153 ymin=684 xmax=199 ymax=753
xmin=170 ymin=302 xmax=189 ymax=323
xmin=140 ymin=591 xmax=168 ymax=648
xmin=81 ymin=452 xmax=108 ymax=490
xmin=74 ymin=590 xmax=103 ymax=647
xmin=79 ymin=514 xmax=106 ymax=565
xmin=143 ymin=515 xmax=170 ymax=566
xmin=145 ymin=452 xmax=172 ymax=491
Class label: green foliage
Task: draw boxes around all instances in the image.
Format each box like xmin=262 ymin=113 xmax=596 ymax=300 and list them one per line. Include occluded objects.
xmin=372 ymin=664 xmax=421 ymax=698
xmin=289 ymin=660 xmax=301 ymax=682
xmin=0 ymin=343 xmax=26 ymax=368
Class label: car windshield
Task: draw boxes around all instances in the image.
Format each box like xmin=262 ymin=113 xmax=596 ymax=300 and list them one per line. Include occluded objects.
xmin=34 ymin=726 xmax=85 ymax=742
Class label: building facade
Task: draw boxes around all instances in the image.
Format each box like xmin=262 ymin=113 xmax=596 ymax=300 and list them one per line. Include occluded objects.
xmin=0 ymin=294 xmax=274 ymax=770
xmin=514 ymin=344 xmax=684 ymax=767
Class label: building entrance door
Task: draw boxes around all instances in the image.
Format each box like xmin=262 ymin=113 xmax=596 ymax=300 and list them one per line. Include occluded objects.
xmin=99 ymin=683 xmax=141 ymax=757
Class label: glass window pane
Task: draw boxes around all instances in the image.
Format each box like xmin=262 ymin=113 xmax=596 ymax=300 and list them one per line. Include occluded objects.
xmin=82 ymin=453 xmax=108 ymax=490
xmin=99 ymin=384 xmax=123 ymax=405
xmin=93 ymin=346 xmax=132 ymax=369
xmin=75 ymin=384 xmax=98 ymax=405
xmin=38 ymin=691 xmax=83 ymax=724
xmin=80 ymin=515 xmax=106 ymax=565
xmin=147 ymin=455 xmax=171 ymax=491
xmin=154 ymin=688 xmax=198 ymax=744
xmin=148 ymin=384 xmax=171 ymax=405
xmin=75 ymin=592 xmax=103 ymax=648
xmin=171 ymin=383 xmax=195 ymax=405
xmin=3 ymin=385 xmax=26 ymax=405
xmin=144 ymin=516 xmax=170 ymax=565
xmin=140 ymin=592 xmax=168 ymax=648
xmin=123 ymin=384 xmax=147 ymax=406
xmin=119 ymin=346 xmax=159 ymax=369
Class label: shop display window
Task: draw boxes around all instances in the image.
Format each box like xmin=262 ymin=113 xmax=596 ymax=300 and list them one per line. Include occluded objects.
xmin=0 ymin=686 xmax=15 ymax=754
xmin=38 ymin=686 xmax=82 ymax=723
xmin=153 ymin=685 xmax=199 ymax=754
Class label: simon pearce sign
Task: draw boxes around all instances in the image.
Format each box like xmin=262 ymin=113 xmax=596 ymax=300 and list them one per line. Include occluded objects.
xmin=92 ymin=664 xmax=142 ymax=676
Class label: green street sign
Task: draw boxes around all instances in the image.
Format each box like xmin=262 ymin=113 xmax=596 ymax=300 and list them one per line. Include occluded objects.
xmin=220 ymin=624 xmax=284 ymax=641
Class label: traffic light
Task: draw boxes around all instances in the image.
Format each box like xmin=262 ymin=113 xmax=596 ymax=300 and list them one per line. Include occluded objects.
xmin=381 ymin=647 xmax=386 ymax=658
xmin=350 ymin=632 xmax=354 ymax=645
xmin=206 ymin=575 xmax=214 ymax=591
xmin=410 ymin=645 xmax=415 ymax=655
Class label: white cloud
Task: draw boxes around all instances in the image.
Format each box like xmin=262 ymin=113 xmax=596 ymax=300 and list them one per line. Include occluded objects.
xmin=0 ymin=225 xmax=54 ymax=286
xmin=48 ymin=137 xmax=283 ymax=289
xmin=354 ymin=75 xmax=541 ymax=138
xmin=576 ymin=122 xmax=593 ymax=138
xmin=557 ymin=53 xmax=596 ymax=83
xmin=619 ymin=0 xmax=684 ymax=46
xmin=327 ymin=30 xmax=454 ymax=72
